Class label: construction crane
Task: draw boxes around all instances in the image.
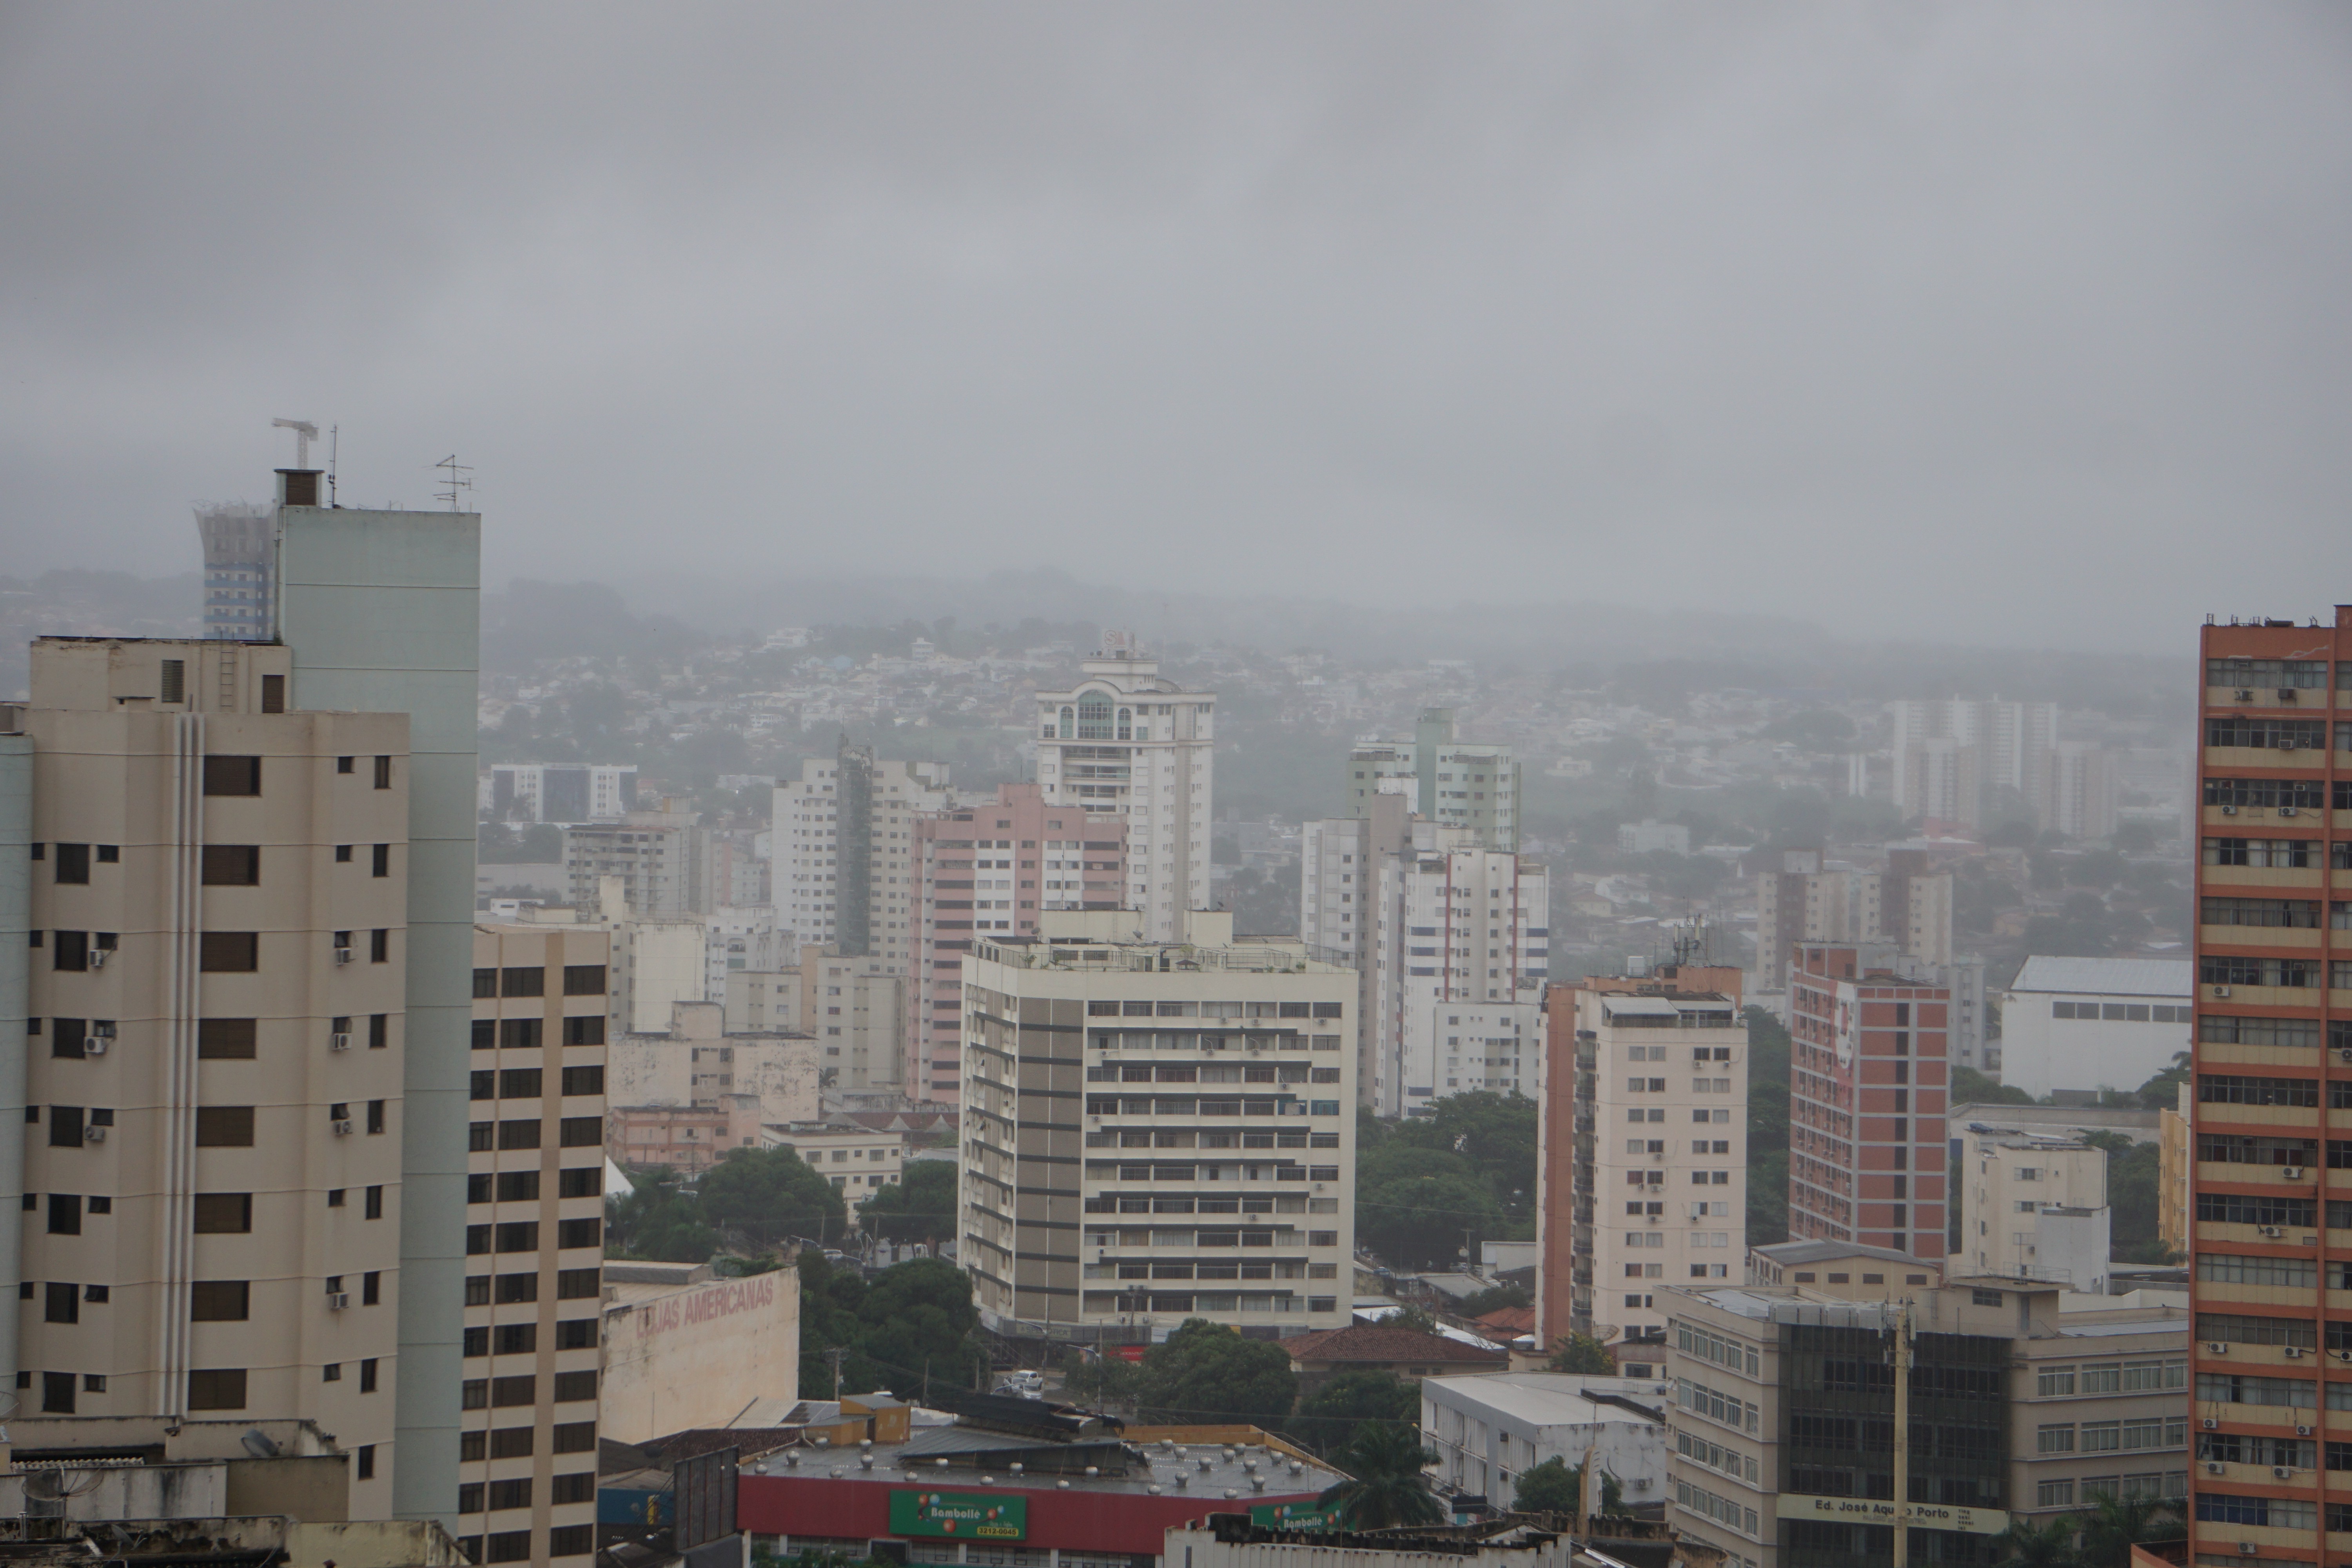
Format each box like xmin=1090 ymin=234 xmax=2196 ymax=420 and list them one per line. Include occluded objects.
xmin=272 ymin=418 xmax=319 ymax=468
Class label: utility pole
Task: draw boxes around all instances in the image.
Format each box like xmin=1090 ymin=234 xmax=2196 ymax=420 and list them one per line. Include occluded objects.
xmin=827 ymin=1346 xmax=846 ymax=1401
xmin=1891 ymin=1300 xmax=1914 ymax=1568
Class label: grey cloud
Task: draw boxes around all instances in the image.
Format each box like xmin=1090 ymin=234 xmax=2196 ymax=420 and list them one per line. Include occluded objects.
xmin=3 ymin=2 xmax=2348 ymax=650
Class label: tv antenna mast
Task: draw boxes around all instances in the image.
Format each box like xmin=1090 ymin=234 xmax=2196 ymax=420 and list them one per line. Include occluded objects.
xmin=271 ymin=418 xmax=319 ymax=468
xmin=431 ymin=454 xmax=474 ymax=512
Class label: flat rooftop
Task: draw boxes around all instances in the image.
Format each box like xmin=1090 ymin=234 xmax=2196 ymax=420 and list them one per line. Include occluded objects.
xmin=748 ymin=1430 xmax=1343 ymax=1501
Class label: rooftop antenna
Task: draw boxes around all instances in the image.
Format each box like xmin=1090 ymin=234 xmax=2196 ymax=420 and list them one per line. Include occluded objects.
xmin=327 ymin=424 xmax=339 ymax=506
xmin=271 ymin=417 xmax=319 ymax=469
xmin=432 ymin=454 xmax=474 ymax=512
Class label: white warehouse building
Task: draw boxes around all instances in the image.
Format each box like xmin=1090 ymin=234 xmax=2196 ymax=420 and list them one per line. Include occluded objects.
xmin=1421 ymin=1371 xmax=1670 ymax=1510
xmin=1997 ymin=956 xmax=2192 ymax=1101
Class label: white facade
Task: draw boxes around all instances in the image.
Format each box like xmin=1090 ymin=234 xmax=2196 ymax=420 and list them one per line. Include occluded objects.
xmin=1956 ymin=1128 xmax=2108 ymax=1282
xmin=771 ymin=755 xmax=950 ymax=966
xmin=1369 ymin=844 xmax=1548 ymax=1116
xmin=1998 ymin=956 xmax=2193 ymax=1100
xmin=1421 ymin=1371 xmax=1669 ymax=1510
xmin=1034 ymin=638 xmax=1214 ymax=943
xmin=2038 ymin=741 xmax=2118 ymax=840
xmin=1565 ymin=989 xmax=1749 ymax=1345
xmin=959 ymin=910 xmax=1353 ymax=1341
xmin=1619 ymin=820 xmax=1691 ymax=857
xmin=488 ymin=763 xmax=638 ymax=825
xmin=704 ymin=905 xmax=782 ymax=1002
xmin=1421 ymin=1000 xmax=1543 ymax=1100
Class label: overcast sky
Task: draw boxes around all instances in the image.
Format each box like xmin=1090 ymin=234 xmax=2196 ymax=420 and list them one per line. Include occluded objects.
xmin=3 ymin=4 xmax=2347 ymax=650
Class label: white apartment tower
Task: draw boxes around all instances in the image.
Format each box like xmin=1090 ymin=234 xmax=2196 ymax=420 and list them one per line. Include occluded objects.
xmin=1299 ymin=795 xmax=1412 ymax=1105
xmin=1034 ymin=634 xmax=1213 ymax=944
xmin=1555 ymin=983 xmax=1748 ymax=1347
xmin=771 ymin=746 xmax=951 ymax=967
xmin=1368 ymin=839 xmax=1548 ymax=1116
xmin=958 ymin=911 xmax=1354 ymax=1342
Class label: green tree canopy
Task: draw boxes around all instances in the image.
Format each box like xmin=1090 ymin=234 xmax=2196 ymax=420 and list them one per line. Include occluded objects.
xmin=1358 ymin=1169 xmax=1503 ymax=1271
xmin=698 ymin=1146 xmax=847 ymax=1245
xmin=1744 ymin=1005 xmax=1791 ymax=1246
xmin=1455 ymin=1283 xmax=1530 ymax=1318
xmin=793 ymin=1251 xmax=983 ymax=1401
xmin=1545 ymin=1334 xmax=1616 ymax=1375
xmin=606 ymin=1171 xmax=717 ymax=1263
xmin=1136 ymin=1319 xmax=1298 ymax=1428
xmin=1317 ymin=1423 xmax=1444 ymax=1529
xmin=1287 ymin=1370 xmax=1417 ymax=1457
xmin=1512 ymin=1456 xmax=1622 ymax=1517
xmin=858 ymin=1161 xmax=957 ymax=1241
xmin=1952 ymin=1065 xmax=2035 ymax=1108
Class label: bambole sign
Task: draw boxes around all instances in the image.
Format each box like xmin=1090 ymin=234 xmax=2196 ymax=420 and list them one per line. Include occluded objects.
xmin=888 ymin=1490 xmax=1027 ymax=1539
xmin=1774 ymin=1495 xmax=2007 ymax=1536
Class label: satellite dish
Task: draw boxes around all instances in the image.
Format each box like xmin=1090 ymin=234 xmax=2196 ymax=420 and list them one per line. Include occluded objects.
xmin=240 ymin=1429 xmax=281 ymax=1459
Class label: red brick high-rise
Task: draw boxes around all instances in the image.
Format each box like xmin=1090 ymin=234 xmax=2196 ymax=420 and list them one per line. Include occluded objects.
xmin=1784 ymin=943 xmax=1949 ymax=1259
xmin=2185 ymin=607 xmax=2352 ymax=1566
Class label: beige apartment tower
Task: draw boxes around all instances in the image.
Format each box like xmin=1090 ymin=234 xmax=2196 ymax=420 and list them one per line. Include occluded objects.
xmin=463 ymin=922 xmax=610 ymax=1568
xmin=958 ymin=910 xmax=1354 ymax=1341
xmin=7 ymin=637 xmax=412 ymax=1514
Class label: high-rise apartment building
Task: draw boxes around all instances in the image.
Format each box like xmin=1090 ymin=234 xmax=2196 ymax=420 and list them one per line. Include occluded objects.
xmin=1783 ymin=943 xmax=1949 ymax=1261
xmin=1535 ymin=966 xmax=1748 ymax=1355
xmin=904 ymin=784 xmax=1125 ymax=1104
xmin=958 ymin=911 xmax=1353 ymax=1342
xmin=1343 ymin=708 xmax=1520 ymax=851
xmin=1952 ymin=1125 xmax=2109 ymax=1289
xmin=1033 ymin=635 xmax=1213 ymax=942
xmin=1750 ymin=853 xmax=1955 ymax=991
xmin=1367 ymin=838 xmax=1548 ymax=1115
xmin=1299 ymin=795 xmax=1412 ymax=1105
xmin=561 ymin=806 xmax=711 ymax=918
xmin=1886 ymin=697 xmax=2058 ymax=829
xmin=4 ymin=637 xmax=410 ymax=1514
xmin=772 ymin=747 xmax=950 ymax=963
xmin=464 ymin=922 xmax=610 ymax=1568
xmin=2036 ymin=740 xmax=2118 ymax=840
xmin=196 ymin=501 xmax=276 ymax=640
xmin=2185 ymin=607 xmax=2352 ymax=1568
xmin=486 ymin=764 xmax=637 ymax=826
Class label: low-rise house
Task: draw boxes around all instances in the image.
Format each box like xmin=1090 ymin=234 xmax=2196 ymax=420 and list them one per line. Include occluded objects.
xmin=1282 ymin=1325 xmax=1507 ymax=1392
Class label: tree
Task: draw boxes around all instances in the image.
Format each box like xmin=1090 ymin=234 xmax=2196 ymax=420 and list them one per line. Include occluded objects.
xmin=1512 ymin=1455 xmax=1621 ymax=1517
xmin=606 ymin=1171 xmax=717 ymax=1263
xmin=1953 ymin=1065 xmax=2035 ymax=1108
xmin=697 ymin=1146 xmax=846 ymax=1245
xmin=1317 ymin=1422 xmax=1444 ymax=1529
xmin=1384 ymin=1093 xmax=1539 ymax=1224
xmin=1385 ymin=1306 xmax=1439 ymax=1335
xmin=1060 ymin=1348 xmax=1142 ymax=1413
xmin=1546 ymin=1334 xmax=1616 ymax=1375
xmin=1744 ymin=1006 xmax=1791 ymax=1245
xmin=856 ymin=1257 xmax=984 ymax=1396
xmin=858 ymin=1161 xmax=956 ymax=1241
xmin=1136 ymin=1319 xmax=1299 ymax=1428
xmin=2078 ymin=1491 xmax=2181 ymax=1568
xmin=1455 ymin=1283 xmax=1530 ymax=1318
xmin=1287 ymin=1370 xmax=1417 ymax=1457
xmin=1993 ymin=1514 xmax=2080 ymax=1568
xmin=2136 ymin=1051 xmax=2190 ymax=1111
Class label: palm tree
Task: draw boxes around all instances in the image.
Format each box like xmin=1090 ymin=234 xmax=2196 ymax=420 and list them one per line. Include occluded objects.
xmin=1993 ymin=1514 xmax=2079 ymax=1568
xmin=2080 ymin=1490 xmax=2183 ymax=1568
xmin=1316 ymin=1423 xmax=1446 ymax=1529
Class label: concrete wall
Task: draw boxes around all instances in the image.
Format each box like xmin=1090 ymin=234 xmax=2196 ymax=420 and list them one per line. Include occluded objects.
xmin=599 ymin=1272 xmax=799 ymax=1443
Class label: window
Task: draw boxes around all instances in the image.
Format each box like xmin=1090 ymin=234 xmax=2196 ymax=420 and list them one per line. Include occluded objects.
xmin=41 ymin=1371 xmax=75 ymax=1413
xmin=193 ymin=1194 xmax=252 ymax=1233
xmin=52 ymin=931 xmax=87 ymax=971
xmin=2203 ymin=897 xmax=2323 ymax=928
xmin=48 ymin=1106 xmax=83 ymax=1148
xmin=554 ymin=1369 xmax=597 ymax=1402
xmin=366 ymin=1100 xmax=385 ymax=1135
xmin=359 ymin=1358 xmax=378 ymax=1392
xmin=2038 ymin=1480 xmax=2075 ymax=1508
xmin=472 ymin=968 xmax=497 ymax=998
xmin=371 ymin=844 xmax=390 ymax=878
xmin=496 ymin=1273 xmax=539 ymax=1303
xmin=368 ymin=929 xmax=388 ymax=963
xmin=201 ymin=757 xmax=261 ymax=796
xmin=501 ymin=966 xmax=545 ymax=998
xmin=557 ymin=1217 xmax=601 ymax=1249
xmin=559 ymin=1116 xmax=602 ymax=1147
xmin=200 ymin=846 xmax=260 ymax=886
xmin=560 ymin=1065 xmax=603 ymax=1095
xmin=552 ymin=1473 xmax=595 ymax=1505
xmin=368 ymin=1013 xmax=388 ymax=1049
xmin=53 ymin=843 xmax=89 ymax=884
xmin=46 ymin=1194 xmax=79 ymax=1236
xmin=190 ymin=1281 xmax=250 ymax=1321
xmin=563 ymin=965 xmax=606 ymax=996
xmin=198 ymin=932 xmax=258 ymax=972
xmin=553 ymin=1423 xmax=597 ymax=1453
xmin=194 ymin=1107 xmax=254 ymax=1147
xmin=45 ymin=1281 xmax=78 ymax=1324
xmin=555 ymin=1268 xmax=600 ymax=1299
xmin=499 ymin=1018 xmax=542 ymax=1050
xmin=497 ymin=1119 xmax=539 ymax=1150
xmin=186 ymin=1369 xmax=246 ymax=1410
xmin=198 ymin=1018 xmax=257 ymax=1058
xmin=562 ymin=1016 xmax=604 ymax=1046
xmin=499 ymin=1068 xmax=542 ymax=1099
xmin=373 ymin=755 xmax=392 ymax=789
xmin=365 ymin=1185 xmax=383 ymax=1220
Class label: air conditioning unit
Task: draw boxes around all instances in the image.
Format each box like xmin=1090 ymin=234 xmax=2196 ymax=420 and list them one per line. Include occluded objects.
xmin=2284 ymin=1346 xmax=2304 ymax=1358
xmin=2298 ymin=1424 xmax=2315 ymax=1437
xmin=2279 ymin=805 xmax=2299 ymax=817
xmin=2207 ymin=1462 xmax=2227 ymax=1475
xmin=330 ymin=1032 xmax=352 ymax=1052
xmin=87 ymin=948 xmax=109 ymax=970
xmin=2285 ymin=1166 xmax=2305 ymax=1180
xmin=2258 ymin=1226 xmax=2283 ymax=1237
xmin=87 ymin=1024 xmax=112 ymax=1056
xmin=2240 ymin=1546 xmax=2259 ymax=1558
xmin=2214 ymin=986 xmax=2233 ymax=998
xmin=333 ymin=947 xmax=353 ymax=965
xmin=2221 ymin=803 xmax=2239 ymax=815
xmin=2276 ymin=1465 xmax=2296 ymax=1479
xmin=332 ymin=1118 xmax=354 ymax=1136
xmin=326 ymin=1292 xmax=350 ymax=1310
xmin=2202 ymin=1417 xmax=2219 ymax=1429
xmin=2235 ymin=688 xmax=2254 ymax=701
xmin=2209 ymin=1340 xmax=2230 ymax=1352
xmin=82 ymin=1125 xmax=105 ymax=1144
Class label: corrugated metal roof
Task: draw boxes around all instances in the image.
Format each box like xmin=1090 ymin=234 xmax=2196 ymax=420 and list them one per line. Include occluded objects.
xmin=2008 ymin=956 xmax=2192 ymax=998
xmin=1600 ymin=996 xmax=1681 ymax=1016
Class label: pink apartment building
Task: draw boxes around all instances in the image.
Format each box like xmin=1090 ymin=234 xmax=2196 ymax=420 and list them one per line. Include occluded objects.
xmin=905 ymin=784 xmax=1127 ymax=1102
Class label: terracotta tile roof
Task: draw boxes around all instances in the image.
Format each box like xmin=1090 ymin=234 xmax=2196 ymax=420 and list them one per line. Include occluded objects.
xmin=1473 ymin=1306 xmax=1537 ymax=1334
xmin=1283 ymin=1325 xmax=1508 ymax=1366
